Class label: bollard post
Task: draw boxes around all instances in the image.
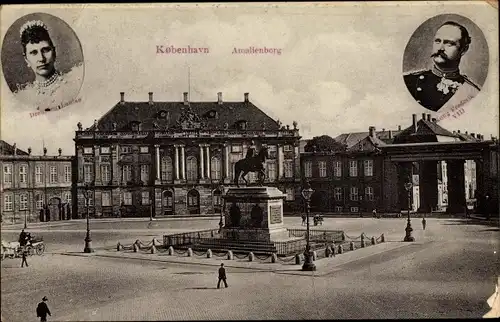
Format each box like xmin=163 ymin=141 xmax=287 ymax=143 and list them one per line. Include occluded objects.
xmin=227 ymin=250 xmax=234 ymax=260
xmin=133 ymin=243 xmax=139 ymax=252
xmin=187 ymin=248 xmax=193 ymax=257
xmin=361 ymin=234 xmax=366 ymax=248
xmin=295 ymin=254 xmax=301 ymax=265
xmin=207 ymin=249 xmax=212 ymax=258
xmin=371 ymin=236 xmax=376 ymax=245
xmin=350 ymin=241 xmax=355 ymax=251
xmin=248 ymin=252 xmax=254 ymax=262
xmin=150 ymin=244 xmax=156 ymax=254
xmin=338 ymin=244 xmax=343 ymax=254
xmin=331 ymin=245 xmax=336 ymax=257
xmin=381 ymin=233 xmax=385 ymax=243
xmin=271 ymin=253 xmax=277 ymax=263
xmin=168 ymin=246 xmax=174 ymax=255
xmin=341 ymin=232 xmax=346 ymax=241
xmin=312 ymin=250 xmax=317 ymax=261
xmin=116 ymin=242 xmax=122 ymax=251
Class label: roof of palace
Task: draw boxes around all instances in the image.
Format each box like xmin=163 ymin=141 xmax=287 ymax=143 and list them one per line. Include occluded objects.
xmin=335 ymin=130 xmax=400 ymax=148
xmin=393 ymin=119 xmax=457 ymax=142
xmin=88 ymin=96 xmax=282 ymax=132
xmin=0 ymin=140 xmax=28 ymax=156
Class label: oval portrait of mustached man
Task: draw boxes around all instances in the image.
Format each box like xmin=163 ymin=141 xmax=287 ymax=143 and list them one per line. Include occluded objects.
xmin=403 ymin=14 xmax=488 ymax=113
xmin=1 ymin=12 xmax=84 ymax=112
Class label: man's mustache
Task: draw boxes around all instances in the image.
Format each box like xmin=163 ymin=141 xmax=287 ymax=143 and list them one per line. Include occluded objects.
xmin=431 ymin=51 xmax=448 ymax=59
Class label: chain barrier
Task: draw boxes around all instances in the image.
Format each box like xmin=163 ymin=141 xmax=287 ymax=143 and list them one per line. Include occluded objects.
xmin=212 ymin=252 xmax=228 ymax=258
xmin=344 ymin=233 xmax=363 ymax=240
xmin=376 ymin=235 xmax=382 ymax=242
xmin=276 ymin=255 xmax=299 ymax=262
xmin=254 ymin=254 xmax=272 ymax=261
xmin=192 ymin=250 xmax=207 ymax=256
xmin=233 ymin=253 xmax=249 ymax=260
xmin=174 ymin=249 xmax=189 ymax=255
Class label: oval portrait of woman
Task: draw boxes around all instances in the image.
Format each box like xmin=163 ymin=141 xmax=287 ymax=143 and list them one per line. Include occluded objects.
xmin=1 ymin=12 xmax=84 ymax=112
xmin=402 ymin=14 xmax=488 ymax=113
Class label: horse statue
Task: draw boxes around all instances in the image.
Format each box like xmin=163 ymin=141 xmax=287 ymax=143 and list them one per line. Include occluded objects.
xmin=233 ymin=146 xmax=269 ymax=187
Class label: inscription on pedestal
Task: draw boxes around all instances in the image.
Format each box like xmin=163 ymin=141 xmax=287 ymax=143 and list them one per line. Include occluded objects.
xmin=270 ymin=205 xmax=282 ymax=224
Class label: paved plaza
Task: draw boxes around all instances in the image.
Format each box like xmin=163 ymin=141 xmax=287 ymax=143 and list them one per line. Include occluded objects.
xmin=1 ymin=216 xmax=499 ymax=320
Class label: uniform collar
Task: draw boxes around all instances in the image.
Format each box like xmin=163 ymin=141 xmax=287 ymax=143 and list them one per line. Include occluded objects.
xmin=431 ymin=65 xmax=461 ymax=80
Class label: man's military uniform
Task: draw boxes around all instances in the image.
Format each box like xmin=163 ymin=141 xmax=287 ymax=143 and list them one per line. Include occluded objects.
xmin=404 ymin=66 xmax=480 ymax=112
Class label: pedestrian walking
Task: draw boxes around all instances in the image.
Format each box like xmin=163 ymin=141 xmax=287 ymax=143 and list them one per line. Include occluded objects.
xmin=21 ymin=246 xmax=29 ymax=268
xmin=301 ymin=214 xmax=306 ymax=226
xmin=422 ymin=216 xmax=427 ymax=230
xmin=36 ymin=296 xmax=51 ymax=322
xmin=217 ymin=263 xmax=228 ymax=289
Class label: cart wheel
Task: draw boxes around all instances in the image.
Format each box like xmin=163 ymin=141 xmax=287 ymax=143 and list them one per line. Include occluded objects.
xmin=36 ymin=244 xmax=45 ymax=255
xmin=27 ymin=246 xmax=35 ymax=256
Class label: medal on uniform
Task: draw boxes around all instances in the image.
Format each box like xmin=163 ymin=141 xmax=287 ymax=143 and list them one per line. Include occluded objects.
xmin=436 ymin=77 xmax=461 ymax=95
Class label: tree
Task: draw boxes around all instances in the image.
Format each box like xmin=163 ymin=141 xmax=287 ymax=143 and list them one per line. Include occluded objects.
xmin=304 ymin=135 xmax=347 ymax=152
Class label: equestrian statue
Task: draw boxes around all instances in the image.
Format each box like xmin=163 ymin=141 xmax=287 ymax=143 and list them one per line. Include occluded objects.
xmin=233 ymin=142 xmax=269 ymax=187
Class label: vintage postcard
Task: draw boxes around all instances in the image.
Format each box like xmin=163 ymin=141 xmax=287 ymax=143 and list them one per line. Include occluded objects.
xmin=1 ymin=2 xmax=498 ymax=321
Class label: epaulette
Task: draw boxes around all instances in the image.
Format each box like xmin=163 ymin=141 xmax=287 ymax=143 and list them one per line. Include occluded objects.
xmin=403 ymin=69 xmax=428 ymax=77
xmin=463 ymin=75 xmax=481 ymax=91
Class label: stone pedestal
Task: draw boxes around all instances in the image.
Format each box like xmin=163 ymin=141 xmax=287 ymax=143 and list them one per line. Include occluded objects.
xmin=221 ymin=186 xmax=290 ymax=242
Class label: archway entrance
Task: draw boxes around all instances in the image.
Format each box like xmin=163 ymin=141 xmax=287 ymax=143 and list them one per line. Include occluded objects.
xmin=187 ymin=189 xmax=200 ymax=215
xmin=162 ymin=190 xmax=174 ymax=216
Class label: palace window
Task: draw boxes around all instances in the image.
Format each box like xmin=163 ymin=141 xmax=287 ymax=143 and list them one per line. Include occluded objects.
xmin=101 ymin=164 xmax=110 ymax=183
xmin=334 ymin=187 xmax=343 ymax=201
xmin=266 ymin=161 xmax=277 ymax=182
xmin=35 ymin=194 xmax=43 ymax=209
xmin=365 ymin=186 xmax=374 ymax=201
xmin=20 ymin=194 xmax=28 ymax=210
xmin=213 ymin=190 xmax=222 ymax=206
xmin=211 ymin=157 xmax=221 ymax=180
xmin=84 ymin=165 xmax=93 ymax=183
xmin=65 ymin=165 xmax=71 ymax=183
xmin=231 ymin=145 xmax=243 ymax=153
xmin=142 ymin=192 xmax=150 ymax=205
xmin=161 ymin=157 xmax=173 ymax=181
xmin=4 ymin=194 xmax=13 ymax=211
xmin=86 ymin=194 xmax=94 ymax=207
xmin=285 ymin=188 xmax=295 ymax=201
xmin=3 ymin=164 xmax=12 ymax=184
xmin=304 ymin=161 xmax=312 ymax=178
xmin=350 ymin=186 xmax=359 ymax=201
xmin=186 ymin=157 xmax=198 ymax=181
xmin=121 ymin=146 xmax=131 ymax=154
xmin=50 ymin=166 xmax=57 ymax=183
xmin=162 ymin=191 xmax=173 ymax=207
xmin=83 ymin=147 xmax=93 ymax=154
xmin=333 ymin=161 xmax=342 ymax=178
xmin=364 ymin=160 xmax=373 ymax=177
xmin=140 ymin=146 xmax=149 ymax=154
xmin=123 ymin=192 xmax=132 ymax=205
xmin=140 ymin=164 xmax=150 ymax=182
xmin=63 ymin=192 xmax=71 ymax=204
xmin=102 ymin=191 xmax=111 ymax=206
xmin=283 ymin=145 xmax=292 ymax=152
xmin=349 ymin=160 xmax=358 ymax=177
xmin=350 ymin=207 xmax=359 ymax=213
xmin=35 ymin=166 xmax=42 ymax=183
xmin=335 ymin=206 xmax=343 ymax=213
xmin=187 ymin=190 xmax=199 ymax=206
xmin=122 ymin=165 xmax=132 ymax=182
xmin=100 ymin=147 xmax=111 ymax=154
xmin=318 ymin=161 xmax=327 ymax=177
xmin=284 ymin=160 xmax=293 ymax=178
xmin=19 ymin=165 xmax=27 ymax=184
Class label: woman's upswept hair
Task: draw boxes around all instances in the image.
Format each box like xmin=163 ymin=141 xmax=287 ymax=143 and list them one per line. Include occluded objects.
xmin=20 ymin=20 xmax=54 ymax=55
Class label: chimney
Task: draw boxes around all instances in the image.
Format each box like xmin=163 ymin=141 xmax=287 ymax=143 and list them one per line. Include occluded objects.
xmin=457 ymin=130 xmax=461 ymax=134
xmin=427 ymin=114 xmax=431 ymax=121
xmin=58 ymin=148 xmax=62 ymax=156
xmin=398 ymin=125 xmax=401 ymax=131
xmin=28 ymin=147 xmax=32 ymax=155
xmin=217 ymin=92 xmax=223 ymax=105
xmin=432 ymin=118 xmax=437 ymax=123
xmin=244 ymin=92 xmax=249 ymax=102
xmin=120 ymin=92 xmax=125 ymax=104
xmin=382 ymin=128 xmax=385 ymax=132
xmin=43 ymin=147 xmax=47 ymax=156
xmin=148 ymin=92 xmax=153 ymax=105
xmin=388 ymin=130 xmax=393 ymax=139
xmin=412 ymin=114 xmax=417 ymax=132
xmin=422 ymin=113 xmax=426 ymax=120
xmin=453 ymin=130 xmax=456 ymax=134
xmin=471 ymin=133 xmax=475 ymax=138
xmin=369 ymin=126 xmax=376 ymax=138
xmin=13 ymin=143 xmax=17 ymax=155
xmin=465 ymin=131 xmax=468 ymax=135
xmin=183 ymin=92 xmax=188 ymax=105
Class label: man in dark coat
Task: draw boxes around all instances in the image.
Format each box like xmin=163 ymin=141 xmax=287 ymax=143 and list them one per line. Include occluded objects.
xmin=19 ymin=229 xmax=28 ymax=247
xmin=217 ymin=263 xmax=228 ymax=289
xmin=37 ymin=296 xmax=51 ymax=321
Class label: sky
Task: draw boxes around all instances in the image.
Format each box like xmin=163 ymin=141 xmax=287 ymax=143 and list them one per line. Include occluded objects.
xmin=1 ymin=2 xmax=498 ymax=155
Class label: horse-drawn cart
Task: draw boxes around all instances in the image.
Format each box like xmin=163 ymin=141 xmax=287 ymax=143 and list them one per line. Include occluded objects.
xmin=1 ymin=235 xmax=45 ymax=260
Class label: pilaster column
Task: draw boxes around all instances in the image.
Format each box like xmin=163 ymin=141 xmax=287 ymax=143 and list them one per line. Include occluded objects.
xmin=205 ymin=145 xmax=211 ymax=178
xmin=155 ymin=144 xmax=161 ymax=181
xmin=446 ymin=160 xmax=466 ymax=213
xmin=418 ymin=160 xmax=438 ymax=213
xmin=174 ymin=145 xmax=180 ymax=180
xmin=224 ymin=144 xmax=230 ymax=179
xmin=180 ymin=145 xmax=186 ymax=180
xmin=278 ymin=145 xmax=284 ymax=178
xmin=199 ymin=145 xmax=205 ymax=179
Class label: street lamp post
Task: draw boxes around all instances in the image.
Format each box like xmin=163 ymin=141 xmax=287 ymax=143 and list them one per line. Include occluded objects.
xmin=83 ymin=183 xmax=94 ymax=253
xmin=301 ymin=182 xmax=316 ymax=271
xmin=403 ymin=181 xmax=415 ymax=242
xmin=218 ymin=185 xmax=224 ymax=233
xmin=24 ymin=209 xmax=27 ymax=229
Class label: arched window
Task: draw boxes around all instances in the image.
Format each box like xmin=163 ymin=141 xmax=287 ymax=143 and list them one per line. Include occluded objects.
xmin=161 ymin=156 xmax=173 ymax=181
xmin=211 ymin=157 xmax=221 ymax=180
xmin=162 ymin=190 xmax=173 ymax=207
xmin=187 ymin=189 xmax=199 ymax=206
xmin=213 ymin=189 xmax=222 ymax=207
xmin=186 ymin=157 xmax=198 ymax=181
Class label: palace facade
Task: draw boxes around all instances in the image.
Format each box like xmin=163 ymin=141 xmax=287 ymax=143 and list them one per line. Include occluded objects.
xmin=0 ymin=141 xmax=74 ymax=224
xmin=73 ymin=92 xmax=302 ymax=218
